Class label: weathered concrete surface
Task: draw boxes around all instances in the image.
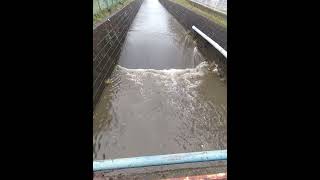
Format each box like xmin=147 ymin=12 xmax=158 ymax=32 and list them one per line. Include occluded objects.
xmin=93 ymin=0 xmax=143 ymax=109
xmin=94 ymin=160 xmax=226 ymax=179
xmin=160 ymin=0 xmax=227 ymax=77
xmin=163 ymin=172 xmax=227 ymax=180
xmin=159 ymin=0 xmax=227 ymax=50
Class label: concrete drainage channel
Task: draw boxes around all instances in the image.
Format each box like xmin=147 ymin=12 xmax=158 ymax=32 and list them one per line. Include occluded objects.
xmin=93 ymin=0 xmax=227 ymax=109
xmin=93 ymin=0 xmax=144 ymax=109
xmin=93 ymin=0 xmax=227 ymax=178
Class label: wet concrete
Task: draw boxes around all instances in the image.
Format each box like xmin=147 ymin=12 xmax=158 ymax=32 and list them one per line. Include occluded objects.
xmin=93 ymin=0 xmax=227 ymax=161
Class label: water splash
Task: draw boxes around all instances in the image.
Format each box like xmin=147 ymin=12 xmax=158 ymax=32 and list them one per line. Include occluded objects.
xmin=93 ymin=61 xmax=227 ymax=159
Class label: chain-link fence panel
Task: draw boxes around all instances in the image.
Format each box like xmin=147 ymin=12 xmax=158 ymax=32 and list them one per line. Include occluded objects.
xmin=191 ymin=0 xmax=227 ymax=14
xmin=94 ymin=0 xmax=124 ymax=15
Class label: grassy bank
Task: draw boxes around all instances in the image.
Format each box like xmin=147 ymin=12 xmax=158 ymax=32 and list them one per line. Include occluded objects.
xmin=170 ymin=0 xmax=227 ymax=28
xmin=93 ymin=0 xmax=134 ymax=26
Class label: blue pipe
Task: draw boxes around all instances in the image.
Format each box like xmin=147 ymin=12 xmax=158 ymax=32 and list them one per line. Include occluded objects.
xmin=93 ymin=150 xmax=227 ymax=171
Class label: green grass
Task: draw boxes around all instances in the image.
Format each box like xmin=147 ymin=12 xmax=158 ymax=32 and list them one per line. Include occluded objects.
xmin=93 ymin=0 xmax=134 ymax=26
xmin=170 ymin=0 xmax=227 ymax=28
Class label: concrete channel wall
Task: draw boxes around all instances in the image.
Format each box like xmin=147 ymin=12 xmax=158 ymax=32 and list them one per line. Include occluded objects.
xmin=159 ymin=0 xmax=227 ymax=50
xmin=93 ymin=0 xmax=143 ymax=109
xmin=160 ymin=0 xmax=227 ymax=78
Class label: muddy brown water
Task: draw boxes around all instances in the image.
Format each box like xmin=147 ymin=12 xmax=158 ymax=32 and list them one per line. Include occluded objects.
xmin=93 ymin=0 xmax=227 ymax=160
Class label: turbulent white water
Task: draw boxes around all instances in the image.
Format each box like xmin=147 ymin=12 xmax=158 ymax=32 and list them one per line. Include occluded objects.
xmin=93 ymin=0 xmax=227 ymax=160
xmin=111 ymin=61 xmax=224 ymax=100
xmin=93 ymin=61 xmax=227 ymax=159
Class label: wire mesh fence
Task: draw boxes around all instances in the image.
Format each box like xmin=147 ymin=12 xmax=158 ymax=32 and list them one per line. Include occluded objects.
xmin=191 ymin=0 xmax=227 ymax=13
xmin=93 ymin=0 xmax=125 ymax=15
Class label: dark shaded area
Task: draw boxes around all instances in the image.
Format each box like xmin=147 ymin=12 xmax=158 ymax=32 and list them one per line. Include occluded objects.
xmin=93 ymin=0 xmax=143 ymax=109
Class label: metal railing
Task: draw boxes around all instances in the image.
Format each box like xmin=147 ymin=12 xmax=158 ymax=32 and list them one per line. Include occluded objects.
xmin=192 ymin=25 xmax=227 ymax=59
xmin=93 ymin=150 xmax=227 ymax=171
